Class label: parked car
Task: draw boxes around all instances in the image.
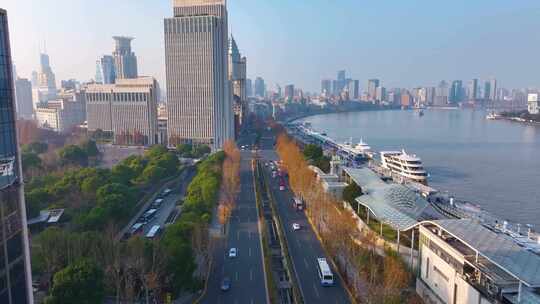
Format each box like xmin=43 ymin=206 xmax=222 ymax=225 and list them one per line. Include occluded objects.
xmin=292 ymin=223 xmax=301 ymax=231
xmin=228 ymin=247 xmax=237 ymax=258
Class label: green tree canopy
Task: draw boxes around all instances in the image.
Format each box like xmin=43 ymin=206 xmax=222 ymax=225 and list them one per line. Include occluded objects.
xmin=81 ymin=140 xmax=99 ymax=157
xmin=192 ymin=145 xmax=211 ymax=158
xmin=343 ymin=181 xmax=363 ymax=205
xmin=303 ymin=144 xmax=323 ymax=161
xmin=176 ymin=143 xmax=193 ymax=157
xmin=58 ymin=145 xmax=88 ymax=167
xmin=23 ymin=141 xmax=48 ymax=154
xmin=45 ymin=259 xmax=104 ymax=304
xmin=22 ymin=151 xmax=42 ymax=172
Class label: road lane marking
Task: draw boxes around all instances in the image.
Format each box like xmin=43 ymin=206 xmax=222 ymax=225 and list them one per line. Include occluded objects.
xmin=237 ymin=230 xmax=240 ymax=241
xmin=313 ymin=283 xmax=320 ymax=298
xmin=303 ymin=258 xmax=309 ymax=269
xmin=296 ymin=238 xmax=301 ymax=247
xmin=250 ymin=268 xmax=253 ymax=281
xmin=235 ymin=271 xmax=239 ymax=281
xmin=250 ymin=299 xmax=254 ymax=304
xmin=249 ymin=247 xmax=252 ymax=257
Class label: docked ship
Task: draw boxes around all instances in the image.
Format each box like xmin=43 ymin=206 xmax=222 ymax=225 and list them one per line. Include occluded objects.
xmin=380 ymin=150 xmax=428 ymax=184
xmin=340 ymin=138 xmax=374 ymax=160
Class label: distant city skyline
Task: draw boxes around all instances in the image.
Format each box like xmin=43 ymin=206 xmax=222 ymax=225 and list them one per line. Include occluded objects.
xmin=4 ymin=0 xmax=540 ymax=92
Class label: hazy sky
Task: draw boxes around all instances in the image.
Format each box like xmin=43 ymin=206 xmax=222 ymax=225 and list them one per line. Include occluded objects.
xmin=3 ymin=0 xmax=540 ymax=92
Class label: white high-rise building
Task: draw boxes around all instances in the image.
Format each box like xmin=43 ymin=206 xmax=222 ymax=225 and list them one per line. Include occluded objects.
xmin=164 ymin=0 xmax=233 ymax=149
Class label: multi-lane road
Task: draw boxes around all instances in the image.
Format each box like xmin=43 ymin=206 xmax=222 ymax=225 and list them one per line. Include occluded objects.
xmin=258 ymin=134 xmax=351 ymax=304
xmin=202 ymin=129 xmax=351 ymax=303
xmin=201 ymin=150 xmax=268 ymax=304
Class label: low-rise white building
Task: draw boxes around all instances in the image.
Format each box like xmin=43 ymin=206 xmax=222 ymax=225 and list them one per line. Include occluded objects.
xmin=417 ymin=220 xmax=540 ymax=304
xmin=35 ymin=90 xmax=86 ymax=133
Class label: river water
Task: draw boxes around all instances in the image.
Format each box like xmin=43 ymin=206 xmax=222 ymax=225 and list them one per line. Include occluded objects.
xmin=298 ymin=109 xmax=540 ymax=228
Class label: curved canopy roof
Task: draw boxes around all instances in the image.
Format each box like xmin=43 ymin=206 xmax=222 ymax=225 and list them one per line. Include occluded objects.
xmin=343 ymin=167 xmax=442 ymax=231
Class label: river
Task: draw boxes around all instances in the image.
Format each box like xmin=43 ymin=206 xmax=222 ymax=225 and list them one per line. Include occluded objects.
xmin=298 ymin=108 xmax=540 ymax=228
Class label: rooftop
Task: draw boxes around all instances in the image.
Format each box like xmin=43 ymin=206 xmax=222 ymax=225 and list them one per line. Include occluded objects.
xmin=343 ymin=167 xmax=443 ymax=231
xmin=427 ymin=219 xmax=540 ymax=287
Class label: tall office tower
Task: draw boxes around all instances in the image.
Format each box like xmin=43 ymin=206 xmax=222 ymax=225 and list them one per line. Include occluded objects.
xmin=246 ymin=78 xmax=253 ymax=97
xmin=367 ymin=79 xmax=380 ymax=100
xmin=449 ymin=80 xmax=463 ymax=104
xmin=284 ymin=84 xmax=295 ymax=99
xmin=336 ymin=70 xmax=346 ymax=93
xmin=15 ymin=78 xmax=34 ymax=119
xmin=95 ymin=55 xmax=116 ymax=84
xmin=228 ymin=36 xmax=247 ymax=134
xmin=321 ymin=79 xmax=332 ymax=95
xmin=254 ymin=77 xmax=265 ymax=98
xmin=165 ymin=0 xmax=233 ymax=148
xmin=435 ymin=80 xmax=449 ymax=106
xmin=468 ymin=78 xmax=478 ymax=101
xmin=489 ymin=78 xmax=497 ymax=101
xmin=112 ymin=36 xmax=138 ymax=79
xmin=30 ymin=71 xmax=38 ymax=87
xmin=483 ymin=80 xmax=491 ymax=100
xmin=36 ymin=52 xmax=57 ymax=104
xmin=347 ymin=80 xmax=360 ymax=100
xmin=86 ymin=77 xmax=159 ymax=145
xmin=0 ymin=9 xmax=34 ymax=304
xmin=375 ymin=86 xmax=386 ymax=102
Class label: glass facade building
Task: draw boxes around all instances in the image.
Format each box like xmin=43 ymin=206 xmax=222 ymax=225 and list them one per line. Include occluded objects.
xmin=0 ymin=8 xmax=34 ymax=304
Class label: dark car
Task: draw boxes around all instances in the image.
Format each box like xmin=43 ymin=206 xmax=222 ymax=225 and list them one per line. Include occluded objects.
xmin=221 ymin=277 xmax=231 ymax=291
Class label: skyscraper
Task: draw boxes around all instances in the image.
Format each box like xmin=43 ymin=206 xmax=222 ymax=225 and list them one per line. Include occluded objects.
xmin=489 ymin=78 xmax=497 ymax=101
xmin=254 ymin=77 xmax=265 ymax=98
xmin=284 ymin=84 xmax=295 ymax=99
xmin=35 ymin=52 xmax=57 ymax=104
xmin=367 ymin=79 xmax=380 ymax=100
xmin=228 ymin=36 xmax=247 ymax=133
xmin=449 ymin=80 xmax=463 ymax=104
xmin=0 ymin=9 xmax=34 ymax=303
xmin=468 ymin=78 xmax=478 ymax=101
xmin=112 ymin=36 xmax=138 ymax=79
xmin=321 ymin=79 xmax=332 ymax=95
xmin=246 ymin=78 xmax=253 ymax=97
xmin=15 ymin=78 xmax=34 ymax=119
xmin=95 ymin=55 xmax=116 ymax=84
xmin=347 ymin=80 xmax=360 ymax=100
xmin=435 ymin=80 xmax=449 ymax=106
xmin=164 ymin=0 xmax=233 ymax=148
xmin=336 ymin=70 xmax=346 ymax=94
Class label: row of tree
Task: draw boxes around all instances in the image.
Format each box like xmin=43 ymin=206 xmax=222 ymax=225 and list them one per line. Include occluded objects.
xmin=275 ymin=133 xmax=422 ymax=303
xmin=217 ymin=141 xmax=241 ymax=229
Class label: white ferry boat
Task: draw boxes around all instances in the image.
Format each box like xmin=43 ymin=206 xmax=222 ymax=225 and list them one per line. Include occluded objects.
xmin=486 ymin=112 xmax=499 ymax=120
xmin=340 ymin=138 xmax=374 ymax=160
xmin=380 ymin=150 xmax=428 ymax=184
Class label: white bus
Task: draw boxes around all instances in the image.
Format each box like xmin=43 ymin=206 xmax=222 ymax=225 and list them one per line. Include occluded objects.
xmin=146 ymin=225 xmax=161 ymax=239
xmin=317 ymin=258 xmax=334 ymax=286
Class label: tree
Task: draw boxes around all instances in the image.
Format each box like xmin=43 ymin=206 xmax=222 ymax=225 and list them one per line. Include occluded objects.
xmin=81 ymin=140 xmax=99 ymax=157
xmin=303 ymin=144 xmax=323 ymax=161
xmin=192 ymin=145 xmax=211 ymax=158
xmin=45 ymin=259 xmax=104 ymax=304
xmin=22 ymin=151 xmax=42 ymax=172
xmin=343 ymin=182 xmax=363 ymax=206
xmin=23 ymin=141 xmax=48 ymax=154
xmin=176 ymin=143 xmax=193 ymax=157
xmin=58 ymin=145 xmax=88 ymax=167
xmin=141 ymin=165 xmax=166 ymax=184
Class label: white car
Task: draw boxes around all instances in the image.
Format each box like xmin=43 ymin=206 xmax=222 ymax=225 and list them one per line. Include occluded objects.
xmin=292 ymin=223 xmax=301 ymax=231
xmin=228 ymin=248 xmax=237 ymax=258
